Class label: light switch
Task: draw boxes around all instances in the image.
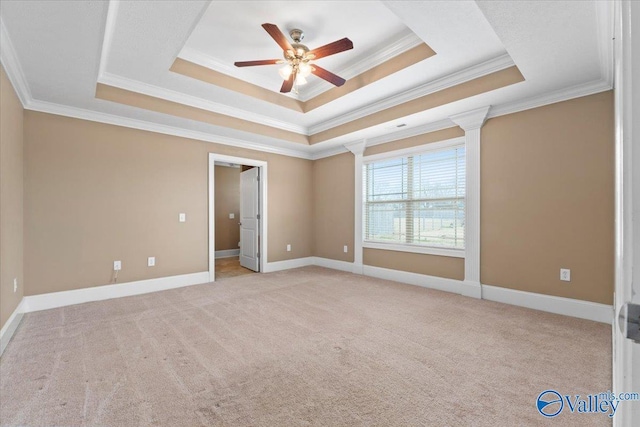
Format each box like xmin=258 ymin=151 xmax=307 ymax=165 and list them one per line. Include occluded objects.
xmin=179 ymin=213 xmax=186 ymax=222
xmin=229 ymin=213 xmax=235 ymax=219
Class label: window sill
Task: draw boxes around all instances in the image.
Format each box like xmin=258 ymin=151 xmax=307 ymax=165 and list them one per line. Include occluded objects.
xmin=363 ymin=242 xmax=465 ymax=258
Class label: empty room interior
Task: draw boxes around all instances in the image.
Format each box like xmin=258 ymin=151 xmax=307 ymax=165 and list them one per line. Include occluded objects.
xmin=1 ymin=1 xmax=639 ymax=426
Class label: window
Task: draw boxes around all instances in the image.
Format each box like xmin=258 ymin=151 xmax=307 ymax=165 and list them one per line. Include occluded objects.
xmin=363 ymin=142 xmax=465 ymax=255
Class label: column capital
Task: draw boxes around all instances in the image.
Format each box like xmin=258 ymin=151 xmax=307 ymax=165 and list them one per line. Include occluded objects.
xmin=449 ymin=106 xmax=491 ymax=131
xmin=344 ymin=140 xmax=367 ymax=156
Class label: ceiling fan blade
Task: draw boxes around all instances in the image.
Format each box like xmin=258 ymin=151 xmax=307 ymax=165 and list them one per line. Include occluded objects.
xmin=234 ymin=59 xmax=280 ymax=67
xmin=280 ymin=73 xmax=296 ymax=93
xmin=311 ymin=65 xmax=346 ymax=87
xmin=262 ymin=23 xmax=293 ymax=52
xmin=308 ymin=37 xmax=353 ymax=59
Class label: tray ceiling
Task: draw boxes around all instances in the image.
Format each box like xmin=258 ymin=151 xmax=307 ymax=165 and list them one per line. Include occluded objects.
xmin=0 ymin=0 xmax=612 ymax=159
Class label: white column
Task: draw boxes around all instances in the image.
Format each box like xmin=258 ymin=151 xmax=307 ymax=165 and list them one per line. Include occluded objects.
xmin=450 ymin=106 xmax=490 ymax=297
xmin=345 ymin=140 xmax=367 ymax=274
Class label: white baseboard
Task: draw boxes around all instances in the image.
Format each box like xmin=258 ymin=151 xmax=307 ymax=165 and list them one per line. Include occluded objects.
xmin=482 ymin=284 xmax=613 ymax=324
xmin=22 ymin=271 xmax=210 ymax=313
xmin=311 ymin=256 xmax=355 ymax=273
xmin=0 ymin=299 xmax=25 ymax=356
xmin=263 ymin=257 xmax=314 ymax=273
xmin=215 ymin=249 xmax=240 ymax=259
xmin=312 ymin=259 xmax=608 ymax=323
xmin=362 ymin=264 xmax=481 ymax=298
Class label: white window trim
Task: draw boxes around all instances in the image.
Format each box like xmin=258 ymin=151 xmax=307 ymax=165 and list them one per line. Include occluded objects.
xmin=362 ymin=136 xmax=467 ymax=258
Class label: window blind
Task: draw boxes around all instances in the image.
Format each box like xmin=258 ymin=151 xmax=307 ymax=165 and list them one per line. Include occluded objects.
xmin=363 ymin=145 xmax=466 ymax=249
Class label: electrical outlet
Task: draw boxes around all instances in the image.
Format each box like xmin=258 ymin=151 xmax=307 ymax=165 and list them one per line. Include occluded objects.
xmin=114 ymin=260 xmax=122 ymax=271
xmin=560 ymin=268 xmax=571 ymax=282
xmin=13 ymin=278 xmax=17 ymax=293
xmin=148 ymin=257 xmax=156 ymax=267
xmin=286 ymin=244 xmax=291 ymax=252
xmin=344 ymin=245 xmax=348 ymax=253
xmin=179 ymin=213 xmax=186 ymax=222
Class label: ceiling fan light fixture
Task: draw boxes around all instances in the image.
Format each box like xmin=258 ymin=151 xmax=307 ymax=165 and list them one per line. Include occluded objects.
xmin=299 ymin=62 xmax=312 ymax=77
xmin=235 ymin=23 xmax=353 ymax=93
xmin=278 ymin=64 xmax=293 ymax=79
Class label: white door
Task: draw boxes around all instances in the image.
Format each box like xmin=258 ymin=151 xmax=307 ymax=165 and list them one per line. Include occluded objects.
xmin=239 ymin=167 xmax=260 ymax=271
xmin=613 ymin=1 xmax=640 ymax=426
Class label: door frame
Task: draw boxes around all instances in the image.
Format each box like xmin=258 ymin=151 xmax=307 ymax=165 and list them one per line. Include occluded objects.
xmin=613 ymin=1 xmax=638 ymax=426
xmin=208 ymin=153 xmax=267 ymax=282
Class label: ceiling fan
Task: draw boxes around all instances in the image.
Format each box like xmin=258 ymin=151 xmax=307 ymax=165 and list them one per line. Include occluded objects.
xmin=234 ymin=23 xmax=353 ymax=94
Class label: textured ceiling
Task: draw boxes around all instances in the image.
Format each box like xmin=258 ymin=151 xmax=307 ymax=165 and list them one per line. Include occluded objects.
xmin=0 ymin=0 xmax=612 ymax=159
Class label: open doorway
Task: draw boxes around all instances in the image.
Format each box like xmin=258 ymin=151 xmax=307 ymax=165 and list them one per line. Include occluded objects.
xmin=213 ymin=162 xmax=255 ymax=279
xmin=208 ymin=154 xmax=267 ymax=282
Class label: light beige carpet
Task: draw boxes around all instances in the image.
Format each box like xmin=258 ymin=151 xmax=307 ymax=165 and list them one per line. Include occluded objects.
xmin=0 ymin=267 xmax=611 ymax=426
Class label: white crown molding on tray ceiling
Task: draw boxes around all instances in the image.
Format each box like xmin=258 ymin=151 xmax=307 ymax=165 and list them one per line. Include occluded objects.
xmin=0 ymin=0 xmax=615 ymax=163
xmin=97 ymin=72 xmax=308 ymax=135
xmin=178 ymin=28 xmax=422 ymax=103
xmin=0 ymin=17 xmax=32 ymax=106
xmin=97 ymin=0 xmax=119 ymax=80
xmin=307 ymin=53 xmax=515 ymax=135
xmin=296 ymin=29 xmax=423 ymax=101
xmin=27 ymin=99 xmax=316 ymax=160
xmin=595 ymin=0 xmax=614 ymax=88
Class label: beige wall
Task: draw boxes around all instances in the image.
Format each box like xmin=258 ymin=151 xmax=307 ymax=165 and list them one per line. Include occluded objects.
xmin=24 ymin=111 xmax=313 ymax=296
xmin=318 ymin=91 xmax=614 ymax=305
xmin=364 ymin=249 xmax=464 ymax=280
xmin=313 ymin=152 xmax=354 ymax=262
xmin=481 ymin=91 xmax=614 ymax=305
xmin=12 ymin=83 xmax=615 ymax=307
xmin=364 ymin=127 xmax=465 ymax=156
xmin=214 ymin=166 xmax=240 ymax=251
xmin=0 ymin=66 xmax=24 ymax=330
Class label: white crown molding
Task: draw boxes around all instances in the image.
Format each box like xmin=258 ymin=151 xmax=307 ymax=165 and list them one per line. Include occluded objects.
xmin=98 ymin=72 xmax=308 ymax=135
xmin=298 ymin=29 xmax=424 ymax=101
xmin=97 ymin=0 xmax=120 ymax=79
xmin=449 ymin=105 xmax=491 ymax=131
xmin=487 ymin=78 xmax=612 ymax=120
xmin=344 ymin=140 xmax=367 ymax=155
xmin=178 ymin=46 xmax=286 ymax=97
xmin=308 ymin=53 xmax=515 ymax=135
xmin=26 ymin=99 xmax=314 ymax=159
xmin=0 ymin=17 xmax=32 ymax=107
xmin=482 ymin=284 xmax=612 ymax=324
xmin=595 ymin=0 xmax=614 ymax=87
xmin=310 ymin=117 xmax=458 ymax=160
xmin=367 ymin=118 xmax=456 ymax=147
xmin=310 ymin=144 xmax=349 ymax=160
xmin=19 ymin=77 xmax=611 ymax=164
